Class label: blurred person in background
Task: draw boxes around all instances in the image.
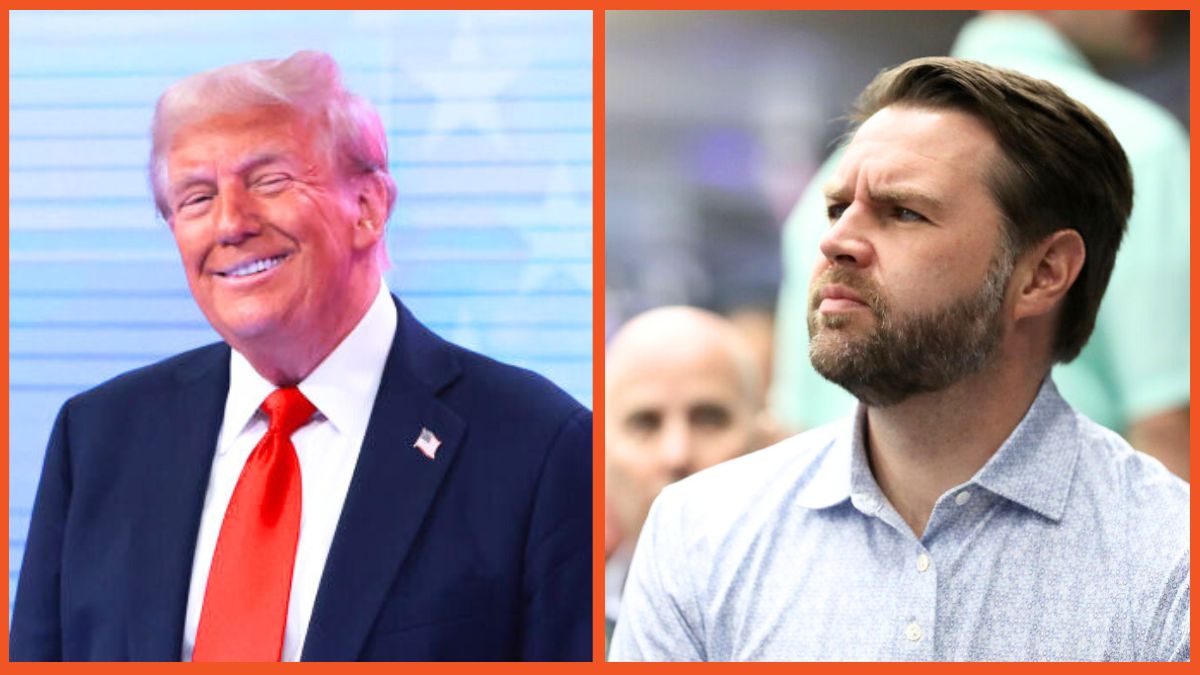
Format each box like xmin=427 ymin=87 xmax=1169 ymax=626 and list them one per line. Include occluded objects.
xmin=604 ymin=306 xmax=769 ymax=652
xmin=772 ymin=10 xmax=1190 ymax=479
xmin=611 ymin=56 xmax=1187 ymax=661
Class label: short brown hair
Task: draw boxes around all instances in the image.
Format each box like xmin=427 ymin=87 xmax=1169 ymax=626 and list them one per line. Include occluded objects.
xmin=850 ymin=56 xmax=1133 ymax=363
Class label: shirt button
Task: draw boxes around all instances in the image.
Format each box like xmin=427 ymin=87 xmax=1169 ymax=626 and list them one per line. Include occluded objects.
xmin=916 ymin=553 xmax=930 ymax=572
xmin=955 ymin=491 xmax=971 ymax=506
xmin=905 ymin=622 xmax=922 ymax=642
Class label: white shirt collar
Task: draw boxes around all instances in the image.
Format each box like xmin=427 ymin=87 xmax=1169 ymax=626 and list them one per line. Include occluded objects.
xmin=605 ymin=544 xmax=634 ymax=622
xmin=220 ymin=280 xmax=398 ymax=455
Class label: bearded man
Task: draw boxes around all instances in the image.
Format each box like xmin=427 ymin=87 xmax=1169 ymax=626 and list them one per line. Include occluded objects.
xmin=608 ymin=57 xmax=1188 ymax=662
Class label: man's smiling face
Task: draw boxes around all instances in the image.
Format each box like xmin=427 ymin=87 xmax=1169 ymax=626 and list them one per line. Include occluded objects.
xmin=165 ymin=106 xmax=373 ymax=359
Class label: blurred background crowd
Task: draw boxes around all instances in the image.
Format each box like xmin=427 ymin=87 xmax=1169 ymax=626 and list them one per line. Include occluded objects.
xmin=604 ymin=10 xmax=1189 ymax=648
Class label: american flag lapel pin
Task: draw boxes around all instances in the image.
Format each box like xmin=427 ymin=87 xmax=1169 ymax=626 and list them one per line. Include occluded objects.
xmin=414 ymin=427 xmax=441 ymax=460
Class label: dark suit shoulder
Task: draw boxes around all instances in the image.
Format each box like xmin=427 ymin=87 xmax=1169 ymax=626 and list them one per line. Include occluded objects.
xmin=394 ymin=297 xmax=586 ymax=424
xmin=67 ymin=342 xmax=228 ymax=413
xmin=445 ymin=342 xmax=585 ymax=419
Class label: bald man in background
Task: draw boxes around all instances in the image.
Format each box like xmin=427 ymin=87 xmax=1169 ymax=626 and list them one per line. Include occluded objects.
xmin=604 ymin=306 xmax=770 ymax=652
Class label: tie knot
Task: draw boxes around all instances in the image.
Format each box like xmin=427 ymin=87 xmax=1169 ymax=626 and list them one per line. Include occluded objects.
xmin=261 ymin=387 xmax=316 ymax=437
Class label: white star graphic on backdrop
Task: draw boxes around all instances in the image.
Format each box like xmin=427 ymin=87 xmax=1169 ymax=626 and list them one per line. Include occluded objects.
xmin=406 ymin=12 xmax=525 ymax=152
xmin=501 ymin=162 xmax=592 ymax=293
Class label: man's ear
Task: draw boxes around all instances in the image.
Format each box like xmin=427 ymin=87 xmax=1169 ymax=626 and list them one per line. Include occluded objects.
xmin=352 ymin=172 xmax=390 ymax=252
xmin=1012 ymin=229 xmax=1086 ymax=322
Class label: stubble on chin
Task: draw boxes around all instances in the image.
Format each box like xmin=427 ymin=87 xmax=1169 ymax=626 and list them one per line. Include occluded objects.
xmin=807 ymin=257 xmax=1010 ymax=408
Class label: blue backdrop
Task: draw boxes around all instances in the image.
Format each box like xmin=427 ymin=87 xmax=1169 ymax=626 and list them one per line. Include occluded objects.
xmin=9 ymin=9 xmax=593 ymax=609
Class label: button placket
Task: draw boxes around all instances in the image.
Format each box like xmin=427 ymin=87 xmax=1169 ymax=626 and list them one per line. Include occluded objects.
xmin=903 ymin=540 xmax=937 ymax=656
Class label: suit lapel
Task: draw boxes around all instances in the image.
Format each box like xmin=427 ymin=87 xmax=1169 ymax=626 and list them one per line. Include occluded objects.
xmin=127 ymin=346 xmax=229 ymax=661
xmin=302 ymin=298 xmax=465 ymax=661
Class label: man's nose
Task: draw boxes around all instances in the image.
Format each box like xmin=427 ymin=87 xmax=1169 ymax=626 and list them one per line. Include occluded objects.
xmin=659 ymin=420 xmax=693 ymax=482
xmin=215 ymin=187 xmax=260 ymax=245
xmin=818 ymin=204 xmax=875 ymax=269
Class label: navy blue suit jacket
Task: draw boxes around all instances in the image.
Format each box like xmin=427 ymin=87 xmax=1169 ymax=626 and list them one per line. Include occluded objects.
xmin=11 ymin=298 xmax=592 ymax=661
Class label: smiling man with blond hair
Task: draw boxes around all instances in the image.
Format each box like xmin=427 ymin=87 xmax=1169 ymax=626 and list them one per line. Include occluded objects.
xmin=12 ymin=51 xmax=591 ymax=663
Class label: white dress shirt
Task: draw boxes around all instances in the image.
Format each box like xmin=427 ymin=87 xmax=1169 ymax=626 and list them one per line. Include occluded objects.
xmin=182 ymin=281 xmax=397 ymax=662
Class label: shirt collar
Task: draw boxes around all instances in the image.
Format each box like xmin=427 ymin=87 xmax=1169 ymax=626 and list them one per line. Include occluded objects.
xmin=793 ymin=377 xmax=1082 ymax=522
xmin=971 ymin=377 xmax=1081 ymax=522
xmin=220 ymin=280 xmax=397 ymax=454
xmin=605 ymin=545 xmax=634 ymax=622
xmin=222 ymin=352 xmax=278 ymax=453
xmin=792 ymin=414 xmax=857 ymax=510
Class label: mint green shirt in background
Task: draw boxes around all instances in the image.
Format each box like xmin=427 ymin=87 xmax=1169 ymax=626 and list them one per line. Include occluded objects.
xmin=771 ymin=13 xmax=1190 ymax=434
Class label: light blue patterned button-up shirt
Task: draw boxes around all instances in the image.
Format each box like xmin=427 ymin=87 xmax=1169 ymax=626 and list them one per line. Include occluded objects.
xmin=609 ymin=379 xmax=1189 ymax=661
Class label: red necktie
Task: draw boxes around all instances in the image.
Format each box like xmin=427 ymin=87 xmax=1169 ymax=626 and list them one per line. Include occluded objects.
xmin=193 ymin=387 xmax=315 ymax=662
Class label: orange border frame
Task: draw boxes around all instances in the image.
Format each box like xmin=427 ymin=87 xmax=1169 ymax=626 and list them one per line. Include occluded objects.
xmin=593 ymin=6 xmax=607 ymax=667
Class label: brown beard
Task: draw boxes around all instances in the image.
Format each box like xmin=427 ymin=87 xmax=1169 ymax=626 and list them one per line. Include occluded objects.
xmin=807 ymin=253 xmax=1012 ymax=407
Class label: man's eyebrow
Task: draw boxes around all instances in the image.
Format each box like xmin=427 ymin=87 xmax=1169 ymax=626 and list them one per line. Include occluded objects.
xmin=821 ymin=182 xmax=849 ymax=202
xmin=234 ymin=152 xmax=286 ymax=176
xmin=868 ymin=187 xmax=945 ymax=212
xmin=167 ymin=153 xmax=287 ymax=197
xmin=167 ymin=173 xmax=214 ymax=199
xmin=821 ymin=183 xmax=945 ymax=212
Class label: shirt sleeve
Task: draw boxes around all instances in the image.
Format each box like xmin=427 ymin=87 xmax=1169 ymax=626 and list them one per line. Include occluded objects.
xmin=1057 ymin=115 xmax=1192 ymax=430
xmin=607 ymin=485 xmax=706 ymax=661
xmin=1099 ymin=122 xmax=1191 ymax=423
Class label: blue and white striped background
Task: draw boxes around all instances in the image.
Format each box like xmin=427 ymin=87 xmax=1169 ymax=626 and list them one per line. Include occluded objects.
xmin=9 ymin=9 xmax=593 ymax=609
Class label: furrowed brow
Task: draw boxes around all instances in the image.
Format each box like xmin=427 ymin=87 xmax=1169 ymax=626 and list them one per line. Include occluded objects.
xmin=868 ymin=187 xmax=945 ymax=213
xmin=822 ymin=182 xmax=851 ymax=202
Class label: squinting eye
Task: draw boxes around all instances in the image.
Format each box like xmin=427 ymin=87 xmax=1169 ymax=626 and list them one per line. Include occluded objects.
xmin=178 ymin=194 xmax=212 ymax=212
xmin=253 ymin=174 xmax=291 ymax=192
xmin=827 ymin=203 xmax=848 ymax=222
xmin=894 ymin=207 xmax=927 ymax=223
